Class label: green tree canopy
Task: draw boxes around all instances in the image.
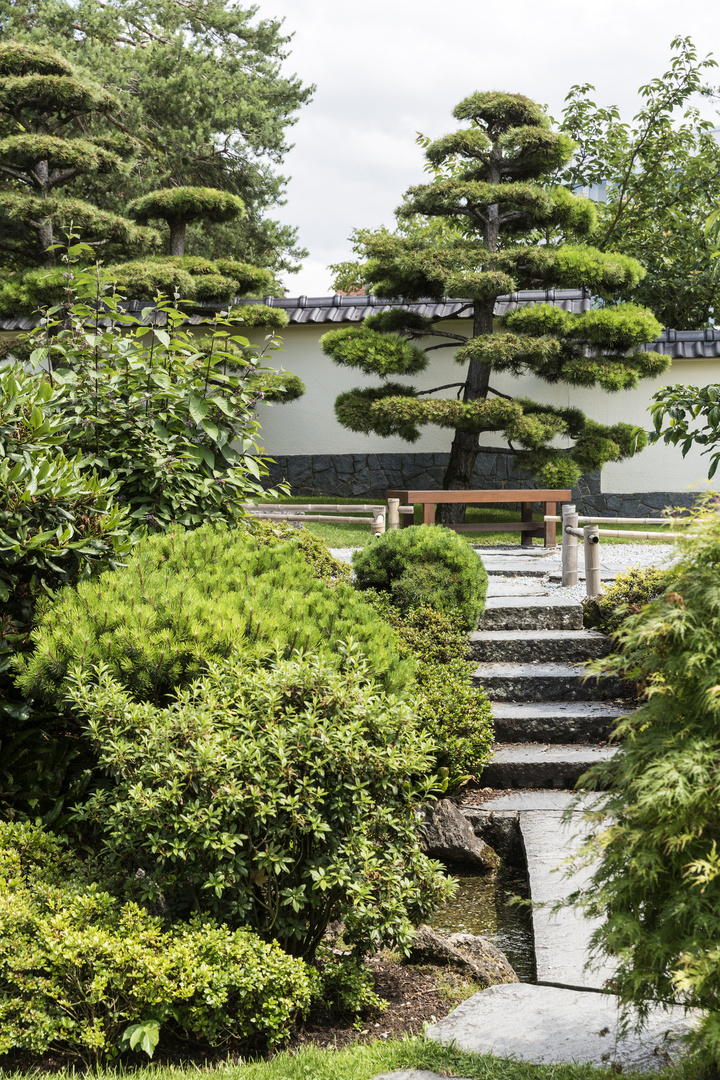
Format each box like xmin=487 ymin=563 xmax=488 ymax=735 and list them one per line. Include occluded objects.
xmin=555 ymin=36 xmax=720 ymax=329
xmin=128 ymin=186 xmax=245 ymax=256
xmin=0 ymin=40 xmax=156 ymax=265
xmin=325 ymin=92 xmax=669 ymax=515
xmin=0 ymin=0 xmax=314 ymax=274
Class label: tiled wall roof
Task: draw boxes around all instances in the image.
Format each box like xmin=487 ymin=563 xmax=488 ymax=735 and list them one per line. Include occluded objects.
xmin=3 ymin=290 xmax=720 ymax=358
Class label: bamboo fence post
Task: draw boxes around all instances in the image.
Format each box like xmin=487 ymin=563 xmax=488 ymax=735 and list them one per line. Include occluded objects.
xmin=371 ymin=508 xmax=386 ymax=537
xmin=387 ymin=498 xmax=400 ymax=530
xmin=562 ymin=503 xmax=579 ymax=587
xmin=584 ymin=524 xmax=601 ymax=598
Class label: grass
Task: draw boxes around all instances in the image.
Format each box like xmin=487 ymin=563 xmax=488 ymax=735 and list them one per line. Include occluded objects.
xmin=253 ymin=496 xmax=689 ymax=550
xmin=0 ymin=1038 xmax=702 ymax=1080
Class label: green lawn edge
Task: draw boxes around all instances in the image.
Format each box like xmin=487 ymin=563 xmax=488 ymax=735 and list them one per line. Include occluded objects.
xmin=0 ymin=1035 xmax=701 ymax=1080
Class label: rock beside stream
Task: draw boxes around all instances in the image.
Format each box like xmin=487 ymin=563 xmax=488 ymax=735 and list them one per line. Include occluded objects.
xmin=408 ymin=924 xmax=518 ymax=987
xmin=422 ymin=799 xmax=499 ymax=870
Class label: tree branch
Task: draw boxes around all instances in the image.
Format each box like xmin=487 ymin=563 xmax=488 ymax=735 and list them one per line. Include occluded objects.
xmin=417 ymin=382 xmax=467 ymax=395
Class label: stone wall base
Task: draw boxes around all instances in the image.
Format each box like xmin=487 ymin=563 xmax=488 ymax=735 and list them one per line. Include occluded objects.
xmin=264 ymin=451 xmax=707 ymax=516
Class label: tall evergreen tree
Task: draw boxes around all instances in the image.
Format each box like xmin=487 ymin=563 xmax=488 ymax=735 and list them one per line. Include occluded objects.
xmin=324 ymin=93 xmax=671 ymax=519
xmin=0 ymin=41 xmax=154 ymax=266
xmin=0 ymin=0 xmax=313 ymax=274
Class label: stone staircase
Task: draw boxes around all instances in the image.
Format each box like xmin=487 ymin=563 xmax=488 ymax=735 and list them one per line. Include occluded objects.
xmin=471 ymin=557 xmax=630 ymax=790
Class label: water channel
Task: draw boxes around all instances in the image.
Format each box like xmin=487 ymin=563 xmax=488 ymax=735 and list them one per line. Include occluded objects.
xmin=431 ymin=862 xmax=536 ymax=982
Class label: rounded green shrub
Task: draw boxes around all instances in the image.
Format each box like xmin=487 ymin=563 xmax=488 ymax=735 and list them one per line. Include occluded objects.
xmin=17 ymin=521 xmax=412 ymax=705
xmin=67 ymin=648 xmax=453 ymax=959
xmin=0 ymin=821 xmax=311 ymax=1064
xmin=352 ymin=525 xmax=488 ymax=629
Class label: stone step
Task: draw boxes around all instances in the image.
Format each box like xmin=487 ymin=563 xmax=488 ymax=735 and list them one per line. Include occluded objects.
xmin=480 ymin=559 xmax=554 ymax=578
xmin=480 ymin=743 xmax=617 ymax=789
xmin=486 ymin=579 xmax=551 ymax=597
xmin=468 ymin=629 xmax=610 ymax=663
xmin=472 ymin=662 xmax=624 ymax=702
xmin=480 ymin=595 xmax=583 ymax=631
xmin=491 ymin=700 xmax=627 ymax=743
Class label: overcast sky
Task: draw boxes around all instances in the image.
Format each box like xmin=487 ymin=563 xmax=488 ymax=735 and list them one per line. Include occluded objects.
xmin=252 ymin=0 xmax=720 ymax=297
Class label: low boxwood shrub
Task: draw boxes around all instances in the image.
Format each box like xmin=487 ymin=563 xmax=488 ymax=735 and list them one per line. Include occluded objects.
xmin=66 ymin=647 xmax=453 ymax=960
xmin=352 ymin=526 xmax=488 ymax=629
xmin=0 ymin=821 xmax=311 ymax=1065
xmin=17 ymin=521 xmax=412 ymax=705
xmin=582 ymin=563 xmax=672 ymax=633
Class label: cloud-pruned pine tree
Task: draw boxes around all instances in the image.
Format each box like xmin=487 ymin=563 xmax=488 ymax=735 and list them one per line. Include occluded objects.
xmin=0 ymin=41 xmax=155 ymax=266
xmin=323 ymin=92 xmax=671 ymax=518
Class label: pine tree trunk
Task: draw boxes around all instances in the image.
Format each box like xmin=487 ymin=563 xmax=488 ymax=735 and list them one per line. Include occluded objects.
xmin=439 ymin=301 xmax=493 ymax=524
xmin=34 ymin=160 xmax=55 ymax=264
xmin=169 ymin=221 xmax=187 ymax=257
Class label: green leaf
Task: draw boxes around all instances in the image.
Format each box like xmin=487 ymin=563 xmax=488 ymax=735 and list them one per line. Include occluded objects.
xmin=188 ymin=395 xmax=209 ymax=424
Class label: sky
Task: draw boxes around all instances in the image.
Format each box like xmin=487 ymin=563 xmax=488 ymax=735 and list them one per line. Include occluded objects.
xmin=250 ymin=0 xmax=720 ymax=298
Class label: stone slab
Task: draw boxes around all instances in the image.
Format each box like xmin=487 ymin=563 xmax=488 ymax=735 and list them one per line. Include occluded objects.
xmin=520 ymin=810 xmax=615 ymax=988
xmin=468 ymin=629 xmax=610 ymax=663
xmin=481 ymin=744 xmax=616 ymax=789
xmin=426 ymin=983 xmax=696 ymax=1069
xmin=490 ymin=700 xmax=625 ymax=743
xmin=472 ymin=790 xmax=596 ymax=812
xmin=481 ymin=596 xmax=583 ymax=631
xmin=473 ymin=662 xmax=623 ymax=702
xmin=486 ymin=580 xmax=551 ymax=597
xmin=481 ymin=560 xmax=555 ymax=578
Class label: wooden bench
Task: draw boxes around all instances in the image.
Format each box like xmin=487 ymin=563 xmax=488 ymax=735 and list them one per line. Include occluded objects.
xmin=386 ymin=489 xmax=572 ymax=547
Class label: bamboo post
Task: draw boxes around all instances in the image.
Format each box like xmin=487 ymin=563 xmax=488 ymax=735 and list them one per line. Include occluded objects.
xmin=371 ymin=508 xmax=386 ymax=537
xmin=562 ymin=503 xmax=579 ymax=587
xmin=387 ymin=497 xmax=400 ymax=530
xmin=584 ymin=524 xmax=601 ymax=599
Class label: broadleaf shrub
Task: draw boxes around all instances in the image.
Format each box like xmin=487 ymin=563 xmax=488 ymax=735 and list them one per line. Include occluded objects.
xmin=582 ymin=563 xmax=672 ymax=633
xmin=17 ymin=522 xmax=411 ymax=704
xmin=352 ymin=525 xmax=488 ymax=629
xmin=0 ymin=821 xmax=311 ymax=1065
xmin=573 ymin=502 xmax=720 ymax=1065
xmin=66 ymin=648 xmax=453 ymax=959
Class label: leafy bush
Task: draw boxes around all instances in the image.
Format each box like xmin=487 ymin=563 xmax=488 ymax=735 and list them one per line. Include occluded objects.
xmin=66 ymin=648 xmax=453 ymax=960
xmin=365 ymin=597 xmax=493 ymax=785
xmin=574 ymin=504 xmax=720 ymax=1065
xmin=17 ymin=522 xmax=411 ymax=705
xmin=582 ymin=564 xmax=672 ymax=633
xmin=0 ymin=821 xmax=311 ymax=1065
xmin=352 ymin=526 xmax=488 ymax=630
xmin=311 ymin=951 xmax=385 ymax=1019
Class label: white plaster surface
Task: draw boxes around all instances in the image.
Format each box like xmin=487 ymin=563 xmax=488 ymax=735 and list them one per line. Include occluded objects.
xmin=427 ymin=984 xmax=696 ymax=1069
xmin=252 ymin=319 xmax=720 ymax=494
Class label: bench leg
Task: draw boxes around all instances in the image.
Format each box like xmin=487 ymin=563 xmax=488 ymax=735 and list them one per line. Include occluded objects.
xmin=544 ymin=502 xmax=557 ymax=547
xmin=520 ymin=502 xmax=533 ymax=547
xmin=423 ymin=503 xmax=436 ymax=526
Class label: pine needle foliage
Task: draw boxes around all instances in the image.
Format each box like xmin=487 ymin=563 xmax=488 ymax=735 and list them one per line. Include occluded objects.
xmin=17 ymin=522 xmax=413 ymax=705
xmin=0 ymin=41 xmax=154 ymax=267
xmin=571 ymin=500 xmax=720 ymax=1064
xmin=324 ymin=93 xmax=668 ymax=510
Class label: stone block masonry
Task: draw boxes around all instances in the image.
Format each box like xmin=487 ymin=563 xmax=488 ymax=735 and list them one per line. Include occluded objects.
xmin=264 ymin=451 xmax=707 ymax=516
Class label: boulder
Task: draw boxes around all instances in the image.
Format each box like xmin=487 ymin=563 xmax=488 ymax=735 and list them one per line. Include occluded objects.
xmin=408 ymin=924 xmax=518 ymax=988
xmin=423 ymin=799 xmax=499 ymax=869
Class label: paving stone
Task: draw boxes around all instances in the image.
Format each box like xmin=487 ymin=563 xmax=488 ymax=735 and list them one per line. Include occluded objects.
xmin=490 ymin=700 xmax=626 ymax=743
xmin=480 ymin=559 xmax=556 ymax=578
xmin=486 ymin=580 xmax=551 ymax=597
xmin=480 ymin=596 xmax=583 ymax=631
xmin=481 ymin=744 xmax=616 ymax=789
xmin=470 ymin=790 xmax=596 ymax=812
xmin=469 ymin=629 xmax=610 ymax=663
xmin=426 ymin=983 xmax=696 ymax=1069
xmin=473 ymin=662 xmax=623 ymax=702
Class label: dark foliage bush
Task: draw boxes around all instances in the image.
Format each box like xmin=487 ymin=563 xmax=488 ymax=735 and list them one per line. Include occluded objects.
xmin=582 ymin=563 xmax=672 ymax=633
xmin=352 ymin=526 xmax=488 ymax=630
xmin=0 ymin=821 xmax=311 ymax=1065
xmin=365 ymin=596 xmax=493 ymax=785
xmin=67 ymin=648 xmax=452 ymax=960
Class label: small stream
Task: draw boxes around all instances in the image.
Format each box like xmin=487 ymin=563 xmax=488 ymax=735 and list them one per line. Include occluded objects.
xmin=431 ymin=862 xmax=536 ymax=982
